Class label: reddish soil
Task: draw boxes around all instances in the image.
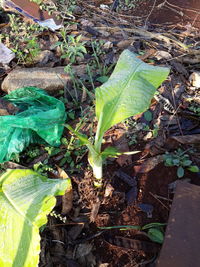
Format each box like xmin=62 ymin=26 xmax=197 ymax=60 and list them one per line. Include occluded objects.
xmin=133 ymin=0 xmax=200 ymax=28
xmin=91 ymin=162 xmax=200 ymax=266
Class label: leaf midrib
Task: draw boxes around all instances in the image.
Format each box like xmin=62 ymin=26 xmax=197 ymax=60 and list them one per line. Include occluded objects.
xmin=99 ymin=60 xmax=143 ymax=137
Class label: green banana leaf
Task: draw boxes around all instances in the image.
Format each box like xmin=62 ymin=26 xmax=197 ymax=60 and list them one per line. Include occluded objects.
xmin=0 ymin=169 xmax=71 ymax=267
xmin=95 ymin=49 xmax=170 ymax=141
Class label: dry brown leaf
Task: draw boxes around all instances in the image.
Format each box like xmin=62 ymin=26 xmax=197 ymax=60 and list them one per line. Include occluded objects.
xmin=170 ymin=134 xmax=200 ymax=144
xmin=115 ymin=134 xmax=132 ymax=166
xmin=90 ymin=197 xmax=100 ymax=222
xmin=134 ymin=155 xmax=163 ymax=174
xmin=56 ymin=165 xmax=73 ymax=215
xmin=0 ymin=98 xmax=19 ymax=115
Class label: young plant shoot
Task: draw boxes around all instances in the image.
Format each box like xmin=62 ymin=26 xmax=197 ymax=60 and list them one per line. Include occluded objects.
xmin=66 ymin=49 xmax=170 ymax=186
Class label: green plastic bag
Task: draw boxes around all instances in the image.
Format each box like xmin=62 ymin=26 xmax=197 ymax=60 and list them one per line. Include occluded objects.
xmin=0 ymin=87 xmax=66 ymax=163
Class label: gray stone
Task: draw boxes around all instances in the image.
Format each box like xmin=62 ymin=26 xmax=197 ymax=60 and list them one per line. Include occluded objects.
xmin=155 ymin=50 xmax=172 ymax=60
xmin=32 ymin=50 xmax=56 ymax=67
xmin=1 ymin=66 xmax=86 ymax=93
xmin=189 ymin=71 xmax=200 ymax=88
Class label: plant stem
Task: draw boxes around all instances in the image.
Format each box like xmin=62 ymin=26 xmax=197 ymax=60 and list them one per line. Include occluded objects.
xmin=88 ymin=148 xmax=103 ymax=187
xmin=94 ymin=112 xmax=104 ymax=153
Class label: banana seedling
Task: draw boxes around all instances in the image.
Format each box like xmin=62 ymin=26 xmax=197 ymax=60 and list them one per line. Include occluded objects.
xmin=66 ymin=49 xmax=170 ymax=186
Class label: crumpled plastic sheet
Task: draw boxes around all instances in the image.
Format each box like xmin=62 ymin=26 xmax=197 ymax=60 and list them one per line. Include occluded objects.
xmin=0 ymin=87 xmax=66 ymax=163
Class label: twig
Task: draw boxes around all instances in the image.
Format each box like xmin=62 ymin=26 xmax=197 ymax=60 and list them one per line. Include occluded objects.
xmin=144 ymin=0 xmax=157 ymax=28
xmin=170 ymin=81 xmax=184 ymax=136
xmin=152 ymin=194 xmax=172 ymax=202
xmin=149 ymin=192 xmax=170 ymax=210
xmin=94 ymin=26 xmax=188 ymax=50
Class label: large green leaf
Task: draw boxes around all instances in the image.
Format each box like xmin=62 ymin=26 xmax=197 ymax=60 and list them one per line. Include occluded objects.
xmin=95 ymin=49 xmax=170 ymax=141
xmin=0 ymin=169 xmax=71 ymax=267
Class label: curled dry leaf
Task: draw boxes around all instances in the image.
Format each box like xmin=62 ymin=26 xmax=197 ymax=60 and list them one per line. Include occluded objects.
xmin=56 ymin=165 xmax=73 ymax=215
xmin=0 ymin=98 xmax=19 ymax=116
xmin=90 ymin=197 xmax=101 ymax=222
xmin=170 ymin=134 xmax=200 ymax=144
xmin=104 ymin=235 xmax=160 ymax=253
xmin=115 ymin=134 xmax=132 ymax=167
xmin=134 ymin=155 xmax=164 ymax=174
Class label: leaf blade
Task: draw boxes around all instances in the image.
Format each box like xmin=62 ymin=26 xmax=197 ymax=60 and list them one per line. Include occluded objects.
xmin=147 ymin=228 xmax=164 ymax=244
xmin=0 ymin=169 xmax=70 ymax=267
xmin=95 ymin=49 xmax=170 ymax=139
xmin=177 ymin=166 xmax=184 ymax=178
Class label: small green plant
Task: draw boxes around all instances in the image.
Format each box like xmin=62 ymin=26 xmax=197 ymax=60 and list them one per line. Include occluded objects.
xmin=66 ymin=49 xmax=169 ymax=186
xmin=24 ymin=37 xmax=41 ymax=63
xmin=89 ymin=40 xmax=115 ymax=83
xmin=2 ymin=14 xmax=44 ymax=63
xmin=99 ymin=222 xmax=166 ymax=244
xmin=164 ymin=148 xmax=199 ymax=178
xmin=118 ymin=0 xmax=143 ymax=10
xmin=188 ymin=102 xmax=200 ymax=116
xmin=30 ymin=0 xmax=42 ymax=4
xmin=53 ymin=30 xmax=87 ymax=64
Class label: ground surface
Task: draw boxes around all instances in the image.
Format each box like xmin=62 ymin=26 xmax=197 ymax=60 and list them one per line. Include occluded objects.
xmin=0 ymin=0 xmax=200 ymax=266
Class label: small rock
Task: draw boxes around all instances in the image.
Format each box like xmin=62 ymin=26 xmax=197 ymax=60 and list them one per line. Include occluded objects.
xmin=103 ymin=41 xmax=113 ymax=50
xmin=75 ymin=243 xmax=93 ymax=259
xmin=104 ymin=184 xmax=114 ymax=198
xmin=117 ymin=39 xmax=133 ymax=49
xmin=171 ymin=60 xmax=189 ymax=77
xmin=98 ymin=30 xmax=110 ymax=37
xmin=80 ymin=19 xmax=94 ymax=27
xmin=143 ymin=131 xmax=153 ymax=141
xmin=73 ymin=5 xmax=82 ymax=15
xmin=33 ymin=50 xmax=56 ymax=67
xmin=155 ymin=50 xmax=172 ymax=60
xmin=100 ymin=4 xmax=109 ymax=10
xmin=189 ymin=71 xmax=200 ymax=88
xmin=1 ymin=66 xmax=86 ymax=93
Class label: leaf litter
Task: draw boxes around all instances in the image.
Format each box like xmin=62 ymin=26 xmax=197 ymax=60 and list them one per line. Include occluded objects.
xmin=0 ymin=0 xmax=200 ymax=266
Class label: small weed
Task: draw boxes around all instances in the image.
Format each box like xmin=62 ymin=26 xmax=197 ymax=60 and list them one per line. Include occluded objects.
xmin=124 ymin=118 xmax=138 ymax=145
xmin=56 ymin=0 xmax=77 ymax=16
xmin=90 ymin=40 xmax=115 ymax=80
xmin=53 ymin=29 xmax=87 ymax=64
xmin=164 ymin=148 xmax=199 ymax=178
xmin=118 ymin=0 xmax=143 ymax=11
xmin=124 ymin=117 xmax=159 ymax=145
xmin=30 ymin=0 xmax=42 ymax=4
xmin=24 ymin=37 xmax=41 ymax=63
xmin=99 ymin=222 xmax=166 ymax=244
xmin=45 ymin=146 xmax=61 ymax=157
xmin=188 ymin=102 xmax=200 ymax=116
xmin=1 ymin=13 xmax=43 ymax=63
xmin=33 ymin=162 xmax=54 ymax=174
xmin=10 ymin=153 xmax=20 ymax=163
xmin=26 ymin=147 xmax=41 ymax=158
